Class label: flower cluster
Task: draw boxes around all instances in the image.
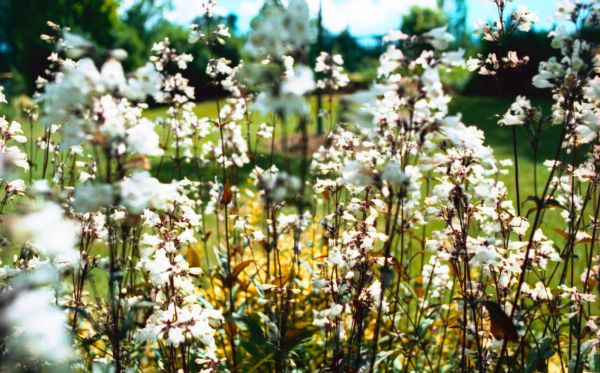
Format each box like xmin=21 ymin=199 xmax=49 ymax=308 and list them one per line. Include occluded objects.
xmin=315 ymin=52 xmax=350 ymax=91
xmin=0 ymin=0 xmax=599 ymax=372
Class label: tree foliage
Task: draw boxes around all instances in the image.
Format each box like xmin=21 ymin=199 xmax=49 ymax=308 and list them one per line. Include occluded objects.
xmin=401 ymin=6 xmax=447 ymax=35
xmin=0 ymin=0 xmax=120 ymax=93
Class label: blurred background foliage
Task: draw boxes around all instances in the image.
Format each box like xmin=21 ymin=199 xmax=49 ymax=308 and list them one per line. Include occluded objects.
xmin=401 ymin=6 xmax=447 ymax=35
xmin=0 ymin=0 xmax=120 ymax=93
xmin=0 ymin=0 xmax=587 ymax=101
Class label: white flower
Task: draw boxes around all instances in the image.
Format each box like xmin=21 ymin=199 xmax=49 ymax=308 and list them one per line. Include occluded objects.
xmin=206 ymin=57 xmax=233 ymax=78
xmin=466 ymin=57 xmax=481 ymax=72
xmin=283 ymin=55 xmax=295 ymax=76
xmin=499 ymin=95 xmax=532 ymax=126
xmin=362 ymin=281 xmax=387 ymax=311
xmin=381 ymin=161 xmax=409 ymax=189
xmin=522 ymin=281 xmax=553 ymax=302
xmin=144 ymin=249 xmax=171 ymax=286
xmin=1 ymin=118 xmax=27 ymax=143
xmin=441 ymin=49 xmax=465 ymax=67
xmin=119 ymin=172 xmax=180 ymax=214
xmin=532 ymin=60 xmax=560 ymax=89
xmin=329 ymin=303 xmax=343 ymax=318
xmin=282 ymin=65 xmax=315 ymax=96
xmin=555 ymin=0 xmax=576 ymax=21
xmin=233 ymin=217 xmax=247 ymax=231
xmin=110 ymin=48 xmax=128 ymax=61
xmin=252 ymin=230 xmax=265 ymax=241
xmin=126 ymin=118 xmax=163 ymax=156
xmin=214 ymin=24 xmax=231 ymax=44
xmin=40 ymin=57 xmax=103 ymax=127
xmin=472 ymin=242 xmax=501 ymax=266
xmin=167 ymin=327 xmax=186 ymax=347
xmin=6 ymin=179 xmax=26 ymax=194
xmin=383 ymin=29 xmax=409 ymax=43
xmin=63 ymin=31 xmax=94 ymax=59
xmin=257 ymin=123 xmax=273 ymax=139
xmin=559 ymin=285 xmax=596 ymax=303
xmin=423 ymin=26 xmax=455 ymax=50
xmin=97 ymin=95 xmax=127 ymax=139
xmin=509 ymin=216 xmax=529 ymax=235
xmin=513 ymin=5 xmax=538 ymax=32
xmin=2 ymin=146 xmax=29 ymax=171
xmin=532 ymin=73 xmax=554 ymax=89
xmin=203 ymin=0 xmax=217 ymax=17
xmin=315 ymin=52 xmax=350 ymax=90
xmin=473 ymin=20 xmax=489 ymax=37
xmin=342 ymin=160 xmax=374 ymax=188
xmin=244 ymin=0 xmax=314 ymax=59
xmin=549 ymin=25 xmax=570 ymax=50
xmin=124 ymin=63 xmax=162 ymax=102
xmin=16 ymin=202 xmax=79 ymax=264
xmin=2 ymin=287 xmax=73 ymax=362
xmin=378 ymin=45 xmax=404 ymax=77
xmin=328 ymin=249 xmax=345 ymax=266
xmin=585 ymin=76 xmax=600 ymax=100
xmin=101 ymin=58 xmax=126 ymax=91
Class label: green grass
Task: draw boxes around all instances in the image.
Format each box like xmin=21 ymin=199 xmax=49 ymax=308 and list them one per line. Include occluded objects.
xmin=1 ymin=93 xmax=568 ymax=242
xmin=3 ymin=93 xmax=561 ymax=210
xmin=2 ymin=92 xmax=590 ymax=301
xmin=449 ymin=95 xmax=558 ymax=197
xmin=152 ymin=94 xmax=569 ymax=248
xmin=146 ymin=94 xmax=558 ymax=205
xmin=145 ymin=95 xmax=342 ymax=183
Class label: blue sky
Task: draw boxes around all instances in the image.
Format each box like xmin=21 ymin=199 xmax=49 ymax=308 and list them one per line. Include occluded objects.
xmin=128 ymin=0 xmax=558 ymax=36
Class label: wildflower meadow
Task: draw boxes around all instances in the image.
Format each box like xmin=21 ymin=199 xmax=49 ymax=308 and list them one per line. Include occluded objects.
xmin=0 ymin=0 xmax=599 ymax=372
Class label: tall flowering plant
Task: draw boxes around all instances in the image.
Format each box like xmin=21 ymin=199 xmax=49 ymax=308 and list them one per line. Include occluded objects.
xmin=0 ymin=0 xmax=598 ymax=372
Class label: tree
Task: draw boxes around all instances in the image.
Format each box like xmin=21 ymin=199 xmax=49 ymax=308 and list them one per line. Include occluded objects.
xmin=0 ymin=0 xmax=120 ymax=93
xmin=150 ymin=14 xmax=242 ymax=100
xmin=331 ymin=29 xmax=364 ymax=72
xmin=122 ymin=0 xmax=171 ymax=45
xmin=401 ymin=6 xmax=447 ymax=35
xmin=450 ymin=0 xmax=468 ymax=40
xmin=113 ymin=0 xmax=173 ymax=70
xmin=438 ymin=0 xmax=468 ymax=43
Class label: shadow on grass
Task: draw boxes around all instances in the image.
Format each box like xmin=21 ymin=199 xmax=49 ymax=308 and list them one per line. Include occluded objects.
xmin=151 ymin=150 xmax=305 ymax=185
xmin=449 ymin=95 xmax=560 ymax=163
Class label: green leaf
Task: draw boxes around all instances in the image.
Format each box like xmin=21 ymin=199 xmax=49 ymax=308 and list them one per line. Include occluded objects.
xmin=525 ymin=337 xmax=554 ymax=373
xmin=591 ymin=351 xmax=600 ymax=372
xmin=416 ymin=318 xmax=434 ymax=338
xmin=570 ymin=316 xmax=581 ymax=339
xmin=239 ymin=315 xmax=270 ymax=356
xmin=543 ymin=198 xmax=564 ymax=209
xmin=393 ymin=354 xmax=403 ymax=370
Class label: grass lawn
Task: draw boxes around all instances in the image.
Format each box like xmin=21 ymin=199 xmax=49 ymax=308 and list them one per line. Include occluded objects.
xmin=144 ymin=93 xmax=569 ymax=243
xmin=2 ymin=93 xmax=570 ymax=247
xmin=2 ymin=92 xmax=589 ymax=298
xmin=10 ymin=93 xmax=556 ymax=198
xmin=449 ymin=95 xmax=567 ymax=244
xmin=145 ymin=94 xmax=559 ymax=204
